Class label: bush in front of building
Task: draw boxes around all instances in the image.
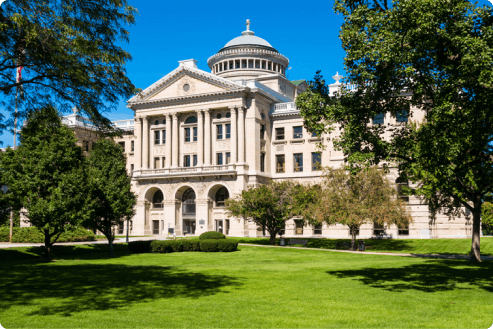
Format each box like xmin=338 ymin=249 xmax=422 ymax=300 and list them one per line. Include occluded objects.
xmin=0 ymin=226 xmax=95 ymax=243
xmin=128 ymin=240 xmax=154 ymax=253
xmin=148 ymin=239 xmax=238 ymax=253
xmin=199 ymin=231 xmax=226 ymax=240
xmin=199 ymin=239 xmax=238 ymax=252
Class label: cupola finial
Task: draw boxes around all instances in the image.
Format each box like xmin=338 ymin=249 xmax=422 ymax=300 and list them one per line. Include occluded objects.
xmin=242 ymin=19 xmax=255 ymax=36
xmin=246 ymin=19 xmax=251 ymax=31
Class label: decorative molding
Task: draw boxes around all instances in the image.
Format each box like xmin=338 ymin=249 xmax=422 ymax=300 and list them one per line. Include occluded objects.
xmin=183 ymin=143 xmax=198 ymax=153
xmin=128 ymin=65 xmax=247 ymax=104
xmin=177 ymin=76 xmax=196 ymax=97
xmin=216 ymin=141 xmax=231 ymax=151
xmin=154 ymin=146 xmax=166 ymax=155
xmin=207 ymin=48 xmax=289 ymax=67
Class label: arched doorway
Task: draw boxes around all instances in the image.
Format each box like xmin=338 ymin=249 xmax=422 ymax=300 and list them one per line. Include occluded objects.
xmin=213 ymin=186 xmax=230 ymax=234
xmin=182 ymin=188 xmax=196 ymax=235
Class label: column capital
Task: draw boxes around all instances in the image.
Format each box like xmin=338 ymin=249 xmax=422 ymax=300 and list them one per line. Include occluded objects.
xmin=196 ymin=109 xmax=204 ymax=114
xmin=142 ymin=116 xmax=149 ymax=122
xmin=165 ymin=113 xmax=172 ymax=119
xmin=204 ymin=109 xmax=211 ymax=116
xmin=238 ymin=106 xmax=246 ymax=113
xmin=228 ymin=105 xmax=236 ymax=110
xmin=171 ymin=112 xmax=178 ymax=119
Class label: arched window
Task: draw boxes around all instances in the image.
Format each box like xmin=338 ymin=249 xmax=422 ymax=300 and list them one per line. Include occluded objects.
xmin=162 ymin=118 xmax=166 ymax=125
xmin=215 ymin=187 xmax=229 ymax=207
xmin=396 ymin=176 xmax=409 ymax=202
xmin=154 ymin=120 xmax=159 ymax=125
xmin=184 ymin=116 xmax=197 ymax=124
xmin=182 ymin=188 xmax=196 ymax=215
xmin=153 ymin=190 xmax=163 ymax=208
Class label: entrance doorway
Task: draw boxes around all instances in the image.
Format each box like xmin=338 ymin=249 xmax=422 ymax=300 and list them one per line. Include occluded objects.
xmin=182 ymin=188 xmax=196 ymax=235
xmin=215 ymin=219 xmax=230 ymax=235
xmin=153 ymin=220 xmax=159 ymax=235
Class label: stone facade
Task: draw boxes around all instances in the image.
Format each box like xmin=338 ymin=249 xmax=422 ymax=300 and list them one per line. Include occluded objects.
xmin=67 ymin=21 xmax=472 ymax=239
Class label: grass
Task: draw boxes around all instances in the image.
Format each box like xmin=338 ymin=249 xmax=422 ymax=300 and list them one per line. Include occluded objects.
xmin=0 ymin=243 xmax=492 ymax=328
xmin=230 ymin=237 xmax=493 ymax=255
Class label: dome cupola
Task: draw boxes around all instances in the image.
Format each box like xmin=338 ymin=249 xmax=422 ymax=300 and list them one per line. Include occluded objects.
xmin=207 ymin=20 xmax=289 ymax=79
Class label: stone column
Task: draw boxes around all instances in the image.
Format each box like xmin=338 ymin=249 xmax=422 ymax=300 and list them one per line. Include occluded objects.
xmin=229 ymin=106 xmax=237 ymax=164
xmin=172 ymin=112 xmax=179 ymax=168
xmin=165 ymin=114 xmax=172 ymax=168
xmin=238 ymin=106 xmax=245 ymax=164
xmin=135 ymin=118 xmax=142 ymax=170
xmin=197 ymin=110 xmax=204 ymax=166
xmin=204 ymin=109 xmax=211 ymax=166
xmin=142 ymin=116 xmax=149 ymax=169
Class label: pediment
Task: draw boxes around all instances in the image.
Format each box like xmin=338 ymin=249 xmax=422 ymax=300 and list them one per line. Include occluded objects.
xmin=148 ymin=73 xmax=231 ymax=101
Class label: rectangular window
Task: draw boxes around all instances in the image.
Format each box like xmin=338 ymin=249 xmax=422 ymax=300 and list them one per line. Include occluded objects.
xmin=225 ymin=152 xmax=231 ymax=165
xmin=162 ymin=130 xmax=166 ymax=144
xmin=154 ymin=131 xmax=160 ymax=145
xmin=193 ymin=127 xmax=198 ymax=142
xmin=260 ymin=153 xmax=265 ymax=172
xmin=373 ymin=113 xmax=384 ymax=125
xmin=131 ymin=164 xmax=134 ymax=172
xmin=193 ymin=155 xmax=197 ymax=166
xmin=276 ymin=155 xmax=285 ymax=173
xmin=295 ymin=220 xmax=303 ymax=235
xmin=293 ymin=126 xmax=303 ymax=139
xmin=275 ymin=128 xmax=285 ymax=140
xmin=162 ymin=157 xmax=165 ymax=168
xmin=314 ymin=224 xmax=322 ymax=235
xmin=226 ymin=124 xmax=231 ymax=139
xmin=312 ymin=152 xmax=322 ymax=171
xmin=217 ymin=125 xmax=223 ymax=139
xmin=183 ymin=155 xmax=191 ymax=167
xmin=294 ymin=153 xmax=303 ymax=172
xmin=118 ymin=222 xmax=124 ymax=235
xmin=373 ymin=223 xmax=385 ymax=236
xmin=398 ymin=226 xmax=410 ymax=236
xmin=217 ymin=153 xmax=223 ymax=165
xmin=260 ymin=124 xmax=266 ymax=140
xmin=185 ymin=128 xmax=191 ymax=142
xmin=131 ymin=140 xmax=134 ymax=152
xmin=154 ymin=157 xmax=160 ymax=169
xmin=118 ymin=141 xmax=125 ymax=150
xmin=396 ymin=110 xmax=408 ymax=123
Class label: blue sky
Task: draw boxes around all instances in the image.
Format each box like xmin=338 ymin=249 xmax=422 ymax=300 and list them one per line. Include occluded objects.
xmin=1 ymin=0 xmax=492 ymax=147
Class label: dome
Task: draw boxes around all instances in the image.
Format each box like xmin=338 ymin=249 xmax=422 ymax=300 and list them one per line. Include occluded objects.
xmin=219 ymin=19 xmax=277 ymax=53
xmin=224 ymin=35 xmax=273 ymax=48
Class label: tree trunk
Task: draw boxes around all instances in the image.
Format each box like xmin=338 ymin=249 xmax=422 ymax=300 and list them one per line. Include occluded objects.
xmin=44 ymin=231 xmax=52 ymax=261
xmin=470 ymin=207 xmax=481 ymax=262
xmin=109 ymin=238 xmax=114 ymax=257
xmin=349 ymin=226 xmax=358 ymax=251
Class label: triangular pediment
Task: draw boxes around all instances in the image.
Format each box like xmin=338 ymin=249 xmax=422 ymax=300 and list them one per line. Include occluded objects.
xmin=129 ymin=66 xmax=246 ymax=104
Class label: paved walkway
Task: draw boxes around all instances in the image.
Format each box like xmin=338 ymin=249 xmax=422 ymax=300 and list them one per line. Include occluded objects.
xmin=237 ymin=243 xmax=493 ymax=260
xmin=1 ymin=238 xmax=491 ymax=261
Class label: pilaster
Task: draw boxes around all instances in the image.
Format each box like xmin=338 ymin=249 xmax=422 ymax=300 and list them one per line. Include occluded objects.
xmin=142 ymin=116 xmax=149 ymax=169
xmin=172 ymin=112 xmax=179 ymax=168
xmin=204 ymin=109 xmax=211 ymax=166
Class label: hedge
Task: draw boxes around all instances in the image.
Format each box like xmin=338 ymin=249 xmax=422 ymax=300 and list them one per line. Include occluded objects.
xmin=199 ymin=231 xmax=226 ymax=240
xmin=147 ymin=239 xmax=238 ymax=254
xmin=128 ymin=240 xmax=154 ymax=253
xmin=0 ymin=226 xmax=95 ymax=243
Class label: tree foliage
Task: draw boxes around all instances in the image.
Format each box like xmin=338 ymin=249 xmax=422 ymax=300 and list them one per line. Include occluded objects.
xmin=303 ymin=166 xmax=411 ymax=250
xmin=296 ymin=0 xmax=493 ymax=262
xmin=0 ymin=0 xmax=137 ymax=131
xmin=481 ymin=201 xmax=493 ymax=235
xmin=226 ymin=181 xmax=308 ymax=245
xmin=84 ymin=139 xmax=136 ymax=256
xmin=0 ymin=106 xmax=88 ymax=259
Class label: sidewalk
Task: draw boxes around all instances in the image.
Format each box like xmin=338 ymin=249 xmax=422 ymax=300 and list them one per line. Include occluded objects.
xmin=237 ymin=243 xmax=493 ymax=261
xmin=0 ymin=236 xmax=163 ymax=249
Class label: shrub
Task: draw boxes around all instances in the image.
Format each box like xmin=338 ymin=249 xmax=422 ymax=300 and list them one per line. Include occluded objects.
xmin=181 ymin=239 xmax=201 ymax=252
xmin=199 ymin=239 xmax=238 ymax=252
xmin=170 ymin=239 xmax=183 ymax=252
xmin=128 ymin=240 xmax=154 ymax=253
xmin=199 ymin=231 xmax=226 ymax=240
xmin=0 ymin=226 xmax=95 ymax=243
xmin=150 ymin=240 xmax=173 ymax=253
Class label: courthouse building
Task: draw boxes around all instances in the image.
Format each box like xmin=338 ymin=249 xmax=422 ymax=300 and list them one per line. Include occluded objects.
xmin=65 ymin=20 xmax=472 ymax=239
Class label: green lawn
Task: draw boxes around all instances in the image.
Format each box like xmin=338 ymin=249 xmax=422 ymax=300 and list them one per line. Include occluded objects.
xmin=231 ymin=237 xmax=493 ymax=255
xmin=0 ymin=244 xmax=492 ymax=328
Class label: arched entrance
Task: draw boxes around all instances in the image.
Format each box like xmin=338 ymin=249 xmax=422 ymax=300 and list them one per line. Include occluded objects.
xmin=182 ymin=188 xmax=196 ymax=235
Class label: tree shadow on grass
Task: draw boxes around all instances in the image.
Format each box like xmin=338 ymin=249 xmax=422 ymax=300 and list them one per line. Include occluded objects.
xmin=327 ymin=260 xmax=493 ymax=293
xmin=0 ymin=263 xmax=242 ymax=316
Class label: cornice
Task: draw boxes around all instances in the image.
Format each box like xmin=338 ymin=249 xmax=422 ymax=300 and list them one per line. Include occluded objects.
xmin=127 ymin=89 xmax=250 ymax=109
xmin=128 ymin=66 xmax=247 ymax=104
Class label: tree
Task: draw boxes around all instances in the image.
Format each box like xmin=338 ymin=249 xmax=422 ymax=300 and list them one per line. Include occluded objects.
xmin=481 ymin=201 xmax=493 ymax=235
xmin=226 ymin=181 xmax=305 ymax=245
xmin=1 ymin=106 xmax=88 ymax=259
xmin=296 ymin=0 xmax=493 ymax=262
xmin=84 ymin=138 xmax=136 ymax=256
xmin=0 ymin=0 xmax=137 ymax=131
xmin=304 ymin=166 xmax=411 ymax=250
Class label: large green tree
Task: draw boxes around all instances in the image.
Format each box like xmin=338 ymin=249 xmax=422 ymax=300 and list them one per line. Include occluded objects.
xmin=0 ymin=0 xmax=137 ymax=130
xmin=296 ymin=0 xmax=493 ymax=262
xmin=1 ymin=106 xmax=88 ymax=259
xmin=226 ymin=181 xmax=309 ymax=245
xmin=84 ymin=139 xmax=136 ymax=256
xmin=302 ymin=167 xmax=411 ymax=250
